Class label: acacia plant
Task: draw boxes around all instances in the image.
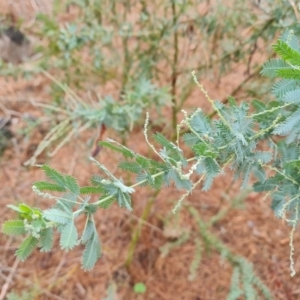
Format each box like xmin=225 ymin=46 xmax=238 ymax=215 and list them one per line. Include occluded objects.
xmin=3 ymin=29 xmax=300 ymax=293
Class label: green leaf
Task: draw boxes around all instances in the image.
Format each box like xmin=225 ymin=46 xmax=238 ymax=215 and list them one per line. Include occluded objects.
xmin=261 ymin=58 xmax=290 ymax=78
xmin=153 ymin=132 xmax=174 ymax=149
xmin=118 ymin=161 xmax=141 ymax=173
xmin=253 ymin=181 xmax=277 ymax=192
xmin=260 ymin=58 xmax=291 ymax=78
xmin=203 ymin=157 xmax=220 ymax=176
xmin=133 ymin=283 xmax=146 ymax=294
xmin=273 ymin=79 xmax=298 ymax=99
xmin=273 ymin=40 xmax=300 ymax=66
xmin=2 ymin=220 xmax=26 ymax=236
xmin=227 ymin=267 xmax=242 ymax=300
xmin=193 ymin=143 xmax=217 ymax=158
xmin=271 ymin=192 xmax=287 ymax=217
xmin=252 ymin=165 xmax=266 ymax=183
xmin=39 ymin=228 xmax=54 ymax=252
xmin=202 ymin=174 xmax=214 ymax=191
xmin=273 ymin=107 xmax=300 ymax=135
xmin=252 ymin=99 xmax=266 ymax=113
xmin=97 ymin=195 xmax=115 ymax=209
xmin=136 ymin=155 xmax=151 ymax=169
xmin=15 ymin=236 xmax=39 ymax=261
xmin=166 ymin=169 xmax=193 ymax=191
xmin=279 ymin=29 xmax=300 ymax=52
xmin=241 ymin=260 xmax=257 ymax=299
xmin=60 ymin=220 xmax=78 ymax=251
xmin=183 ymin=132 xmax=199 ymax=146
xmin=81 ymin=233 xmax=101 ymax=271
xmin=64 ymin=175 xmax=80 ymax=196
xmin=90 ymin=174 xmax=104 ymax=186
xmin=113 ymin=180 xmax=135 ymax=193
xmin=33 ymin=181 xmax=66 ymax=192
xmin=283 ymin=88 xmax=300 ymax=104
xmin=19 ymin=204 xmax=33 ymax=214
xmin=190 ymin=111 xmax=211 ymax=135
xmin=241 ymin=163 xmax=253 ymax=189
xmin=116 ymin=191 xmax=132 ymax=211
xmin=41 ymin=165 xmax=65 ymax=187
xmin=59 ymin=192 xmax=77 ymax=209
xmin=82 ymin=219 xmax=94 ymax=244
xmin=31 ymin=219 xmax=44 ymax=232
xmin=6 ymin=204 xmax=23 ymax=213
xmin=100 ymin=139 xmax=135 ymax=158
xmin=276 ymin=68 xmax=300 ymax=80
xmin=80 ymin=186 xmax=105 ymax=194
xmin=254 ymin=151 xmax=272 ymax=163
xmin=43 ymin=208 xmax=72 ymax=224
xmin=82 ymin=204 xmax=97 ymax=215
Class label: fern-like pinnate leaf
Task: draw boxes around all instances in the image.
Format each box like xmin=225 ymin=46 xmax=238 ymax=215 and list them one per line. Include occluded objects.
xmin=272 ymin=79 xmax=298 ymax=99
xmin=240 ymin=260 xmax=257 ymax=299
xmin=118 ymin=161 xmax=142 ymax=174
xmin=261 ymin=58 xmax=290 ymax=78
xmin=189 ymin=110 xmax=212 ymax=135
xmin=39 ymin=228 xmax=54 ymax=252
xmin=254 ymin=151 xmax=272 ymax=163
xmin=277 ymin=67 xmax=300 ymax=79
xmin=279 ymin=29 xmax=300 ymax=51
xmin=82 ymin=233 xmax=101 ymax=271
xmin=252 ymin=165 xmax=266 ymax=183
xmin=273 ymin=40 xmax=300 ymax=66
xmin=15 ymin=236 xmax=39 ymax=261
xmin=80 ymin=186 xmax=105 ymax=194
xmin=81 ymin=220 xmax=94 ymax=244
xmin=253 ymin=179 xmax=278 ymax=192
xmin=203 ymin=157 xmax=220 ymax=177
xmin=166 ymin=169 xmax=193 ymax=191
xmin=2 ymin=220 xmax=26 ymax=236
xmin=59 ymin=192 xmax=77 ymax=209
xmin=33 ymin=181 xmax=66 ymax=192
xmin=227 ymin=267 xmax=242 ymax=300
xmin=41 ymin=165 xmax=65 ymax=187
xmin=183 ymin=132 xmax=199 ymax=146
xmin=39 ymin=165 xmax=79 ymax=196
xmin=153 ymin=133 xmax=185 ymax=164
xmin=283 ymin=87 xmax=300 ymax=104
xmin=97 ymin=195 xmax=115 ymax=209
xmin=60 ymin=220 xmax=78 ymax=251
xmin=64 ymin=175 xmax=80 ymax=196
xmin=273 ymin=107 xmax=300 ymax=135
xmin=99 ymin=139 xmax=135 ymax=158
xmin=135 ymin=156 xmax=149 ymax=169
xmin=116 ymin=191 xmax=132 ymax=211
xmin=43 ymin=208 xmax=72 ymax=224
xmin=271 ymin=192 xmax=286 ymax=218
xmin=90 ymin=174 xmax=104 ymax=186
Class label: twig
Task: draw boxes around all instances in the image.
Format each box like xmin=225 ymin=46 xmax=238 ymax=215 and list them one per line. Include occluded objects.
xmin=29 ymin=0 xmax=39 ymax=11
xmin=171 ymin=0 xmax=179 ymax=131
xmin=0 ymin=258 xmax=20 ymax=300
xmin=288 ymin=0 xmax=300 ymax=21
xmin=125 ymin=189 xmax=160 ymax=267
xmin=14 ymin=273 xmax=66 ymax=300
xmin=209 ymin=65 xmax=261 ymax=118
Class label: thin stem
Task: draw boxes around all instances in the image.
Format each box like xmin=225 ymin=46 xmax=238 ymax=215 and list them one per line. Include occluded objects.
xmin=125 ymin=189 xmax=160 ymax=267
xmin=171 ymin=0 xmax=179 ymax=131
xmin=192 ymin=71 xmax=232 ymax=129
xmin=93 ymin=157 xmax=196 ymax=207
